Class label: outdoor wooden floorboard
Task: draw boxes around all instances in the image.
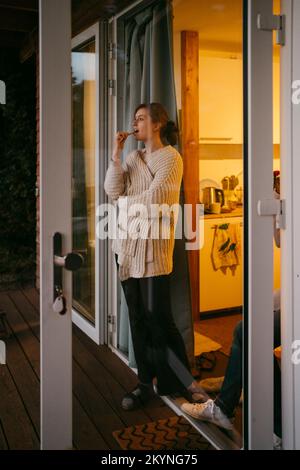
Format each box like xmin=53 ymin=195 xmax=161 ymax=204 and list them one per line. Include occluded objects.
xmin=0 ymin=288 xmax=180 ymax=450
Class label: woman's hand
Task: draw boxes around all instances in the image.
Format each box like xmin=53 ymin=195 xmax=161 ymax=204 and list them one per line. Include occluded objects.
xmin=112 ymin=131 xmax=130 ymax=162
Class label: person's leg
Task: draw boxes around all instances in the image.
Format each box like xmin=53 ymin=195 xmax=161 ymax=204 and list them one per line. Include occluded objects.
xmin=214 ymin=320 xmax=243 ymax=418
xmin=274 ymin=308 xmax=281 ymax=348
xmin=212 ymin=310 xmax=280 ymax=424
xmin=183 ymin=310 xmax=282 ymax=431
xmin=120 ymin=276 xmax=157 ymax=410
xmin=181 ymin=321 xmax=243 ymax=428
xmin=166 ymin=347 xmax=196 ymax=389
xmin=273 ymin=308 xmax=282 ymax=438
xmin=121 ymin=277 xmax=155 ymax=385
xmin=166 ymin=347 xmax=210 ymax=400
xmin=139 ymin=274 xmax=193 ymax=395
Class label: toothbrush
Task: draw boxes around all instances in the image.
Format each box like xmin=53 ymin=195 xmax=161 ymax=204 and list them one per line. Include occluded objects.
xmin=119 ymin=130 xmax=137 ymax=144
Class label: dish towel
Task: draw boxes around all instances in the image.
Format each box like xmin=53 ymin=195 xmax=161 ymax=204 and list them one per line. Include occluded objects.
xmin=211 ymin=222 xmax=241 ymax=270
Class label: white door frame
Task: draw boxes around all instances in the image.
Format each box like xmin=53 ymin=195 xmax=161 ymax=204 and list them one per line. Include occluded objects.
xmin=107 ymin=14 xmax=121 ymax=354
xmin=71 ymin=23 xmax=103 ymax=345
xmin=281 ymin=0 xmax=300 ymax=450
xmin=246 ymin=0 xmax=275 ymax=450
xmin=39 ymin=0 xmax=73 ymax=450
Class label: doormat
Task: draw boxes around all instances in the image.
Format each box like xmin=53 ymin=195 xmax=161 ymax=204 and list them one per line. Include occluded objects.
xmin=194 ymin=331 xmax=222 ymax=357
xmin=112 ymin=416 xmax=213 ymax=450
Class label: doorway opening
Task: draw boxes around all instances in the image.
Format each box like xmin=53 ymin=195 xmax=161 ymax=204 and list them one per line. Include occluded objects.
xmin=173 ymin=0 xmax=245 ymax=442
xmin=107 ymin=0 xmax=282 ymax=449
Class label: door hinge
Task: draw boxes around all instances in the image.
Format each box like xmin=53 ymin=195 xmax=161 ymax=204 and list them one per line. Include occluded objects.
xmin=257 ymin=14 xmax=285 ymax=46
xmin=257 ymin=198 xmax=286 ymax=229
xmin=108 ymin=78 xmax=116 ymax=96
xmin=108 ymin=42 xmax=116 ymax=60
xmin=108 ymin=314 xmax=116 ymax=332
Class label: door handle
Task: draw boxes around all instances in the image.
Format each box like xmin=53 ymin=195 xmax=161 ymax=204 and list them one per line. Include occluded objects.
xmin=54 ymin=252 xmax=84 ymax=271
xmin=53 ymin=232 xmax=84 ymax=301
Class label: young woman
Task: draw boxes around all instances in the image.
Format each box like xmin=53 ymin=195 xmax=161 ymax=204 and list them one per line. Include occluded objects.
xmin=104 ymin=102 xmax=206 ymax=410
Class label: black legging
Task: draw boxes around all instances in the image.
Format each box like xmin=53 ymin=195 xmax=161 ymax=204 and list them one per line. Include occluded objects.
xmin=121 ymin=273 xmax=193 ymax=395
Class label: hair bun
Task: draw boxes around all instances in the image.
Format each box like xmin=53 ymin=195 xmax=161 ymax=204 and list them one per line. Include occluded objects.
xmin=162 ymin=120 xmax=178 ymax=146
xmin=166 ymin=120 xmax=179 ymax=134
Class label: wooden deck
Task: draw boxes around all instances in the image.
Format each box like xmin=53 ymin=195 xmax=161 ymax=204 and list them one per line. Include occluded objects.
xmin=0 ymin=287 xmax=212 ymax=450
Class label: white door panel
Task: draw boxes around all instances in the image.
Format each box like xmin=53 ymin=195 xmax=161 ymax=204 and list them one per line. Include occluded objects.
xmin=39 ymin=0 xmax=73 ymax=450
xmin=246 ymin=0 xmax=275 ymax=450
xmin=281 ymin=0 xmax=300 ymax=450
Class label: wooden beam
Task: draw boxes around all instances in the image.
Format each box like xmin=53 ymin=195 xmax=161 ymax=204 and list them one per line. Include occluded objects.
xmin=0 ymin=0 xmax=38 ymax=12
xmin=181 ymin=31 xmax=200 ymax=322
xmin=0 ymin=7 xmax=38 ymax=32
xmin=72 ymin=0 xmax=133 ymax=36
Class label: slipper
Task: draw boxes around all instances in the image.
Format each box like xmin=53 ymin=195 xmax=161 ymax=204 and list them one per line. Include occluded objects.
xmin=121 ymin=383 xmax=154 ymax=411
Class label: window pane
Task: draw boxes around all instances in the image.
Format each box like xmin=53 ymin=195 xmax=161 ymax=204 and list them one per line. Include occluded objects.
xmin=72 ymin=39 xmax=96 ymax=324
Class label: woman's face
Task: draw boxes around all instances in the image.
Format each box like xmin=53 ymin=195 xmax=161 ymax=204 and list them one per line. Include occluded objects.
xmin=132 ymin=107 xmax=161 ymax=142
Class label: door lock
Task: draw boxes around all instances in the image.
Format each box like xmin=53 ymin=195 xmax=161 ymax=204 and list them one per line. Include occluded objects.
xmin=53 ymin=232 xmax=84 ymax=304
xmin=257 ymin=198 xmax=286 ymax=229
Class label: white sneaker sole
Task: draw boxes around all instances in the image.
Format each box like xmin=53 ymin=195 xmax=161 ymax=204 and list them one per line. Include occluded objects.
xmin=181 ymin=403 xmax=234 ymax=431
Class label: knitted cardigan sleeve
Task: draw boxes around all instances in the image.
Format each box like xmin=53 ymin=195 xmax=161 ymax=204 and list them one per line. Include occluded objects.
xmin=104 ymin=156 xmax=129 ymax=201
xmin=118 ymin=152 xmax=183 ymax=218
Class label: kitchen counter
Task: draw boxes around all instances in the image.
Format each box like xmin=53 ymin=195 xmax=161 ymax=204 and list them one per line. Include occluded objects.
xmin=203 ymin=206 xmax=243 ymax=219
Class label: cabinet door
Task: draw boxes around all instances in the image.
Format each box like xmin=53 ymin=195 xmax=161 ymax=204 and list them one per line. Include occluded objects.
xmin=199 ymin=56 xmax=243 ymax=144
xmin=200 ymin=218 xmax=243 ymax=312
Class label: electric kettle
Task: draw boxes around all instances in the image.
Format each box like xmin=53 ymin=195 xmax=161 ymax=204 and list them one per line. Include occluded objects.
xmin=202 ymin=187 xmax=225 ymax=212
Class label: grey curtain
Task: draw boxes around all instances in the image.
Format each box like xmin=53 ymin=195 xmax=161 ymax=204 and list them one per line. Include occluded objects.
xmin=118 ymin=0 xmax=195 ymax=371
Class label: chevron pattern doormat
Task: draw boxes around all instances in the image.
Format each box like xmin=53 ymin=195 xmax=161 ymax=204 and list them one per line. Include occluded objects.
xmin=112 ymin=416 xmax=213 ymax=450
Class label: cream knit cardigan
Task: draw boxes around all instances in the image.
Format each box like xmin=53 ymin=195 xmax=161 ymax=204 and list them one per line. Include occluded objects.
xmin=104 ymin=144 xmax=183 ymax=281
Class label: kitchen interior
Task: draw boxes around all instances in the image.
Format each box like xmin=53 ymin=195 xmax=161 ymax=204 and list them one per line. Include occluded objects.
xmin=172 ymin=0 xmax=281 ymax=426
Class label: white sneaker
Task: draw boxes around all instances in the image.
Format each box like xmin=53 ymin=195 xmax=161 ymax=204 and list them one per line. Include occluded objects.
xmin=181 ymin=398 xmax=234 ymax=431
xmin=273 ymin=433 xmax=282 ymax=450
